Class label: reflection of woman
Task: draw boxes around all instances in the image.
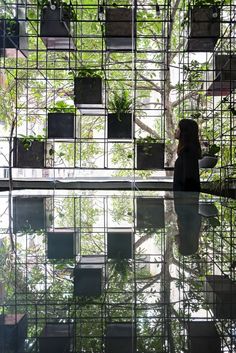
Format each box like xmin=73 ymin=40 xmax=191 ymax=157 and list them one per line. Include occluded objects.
xmin=173 ymin=119 xmax=201 ymax=192
xmin=174 ymin=192 xmax=202 ymax=256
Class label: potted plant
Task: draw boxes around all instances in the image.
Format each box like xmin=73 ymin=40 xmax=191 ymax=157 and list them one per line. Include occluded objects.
xmin=136 ymin=197 xmax=165 ymax=229
xmin=48 ymin=101 xmax=75 ymax=139
xmin=73 ymin=68 xmax=104 ymax=115
xmin=0 ymin=9 xmax=28 ymax=58
xmin=105 ymin=323 xmax=135 ymax=353
xmin=136 ymin=136 xmax=165 ymax=169
xmin=199 ymin=143 xmax=220 ymax=168
xmin=107 ymin=231 xmax=133 ymax=259
xmin=105 ymin=6 xmax=135 ymax=51
xmin=74 ymin=255 xmax=105 ymax=297
xmin=40 ymin=0 xmax=76 ymax=50
xmin=38 ymin=323 xmax=73 ymax=353
xmin=47 ymin=229 xmax=79 ymax=259
xmin=0 ymin=314 xmax=27 ymax=352
xmin=206 ymin=54 xmax=236 ymax=96
xmin=205 ymin=275 xmax=236 ymax=319
xmin=13 ymin=135 xmax=45 ymax=168
xmin=185 ymin=3 xmax=220 ymax=52
xmin=13 ymin=196 xmax=47 ymax=233
xmin=188 ymin=321 xmax=221 ymax=353
xmin=108 ymin=89 xmax=132 ymax=139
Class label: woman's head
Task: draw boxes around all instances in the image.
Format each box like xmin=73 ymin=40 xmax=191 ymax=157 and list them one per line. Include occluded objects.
xmin=176 ymin=119 xmax=201 ymax=157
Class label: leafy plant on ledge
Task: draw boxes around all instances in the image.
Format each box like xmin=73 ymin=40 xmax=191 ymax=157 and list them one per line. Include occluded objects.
xmin=18 ymin=134 xmax=44 ymax=151
xmin=70 ymin=67 xmax=103 ymax=79
xmin=109 ymin=89 xmax=132 ymax=122
xmin=40 ymin=0 xmax=77 ymax=21
xmin=48 ymin=100 xmax=74 ymax=113
xmin=136 ymin=136 xmax=160 ymax=156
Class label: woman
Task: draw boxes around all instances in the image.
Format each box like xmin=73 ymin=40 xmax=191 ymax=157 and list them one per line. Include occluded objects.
xmin=173 ymin=119 xmax=201 ymax=192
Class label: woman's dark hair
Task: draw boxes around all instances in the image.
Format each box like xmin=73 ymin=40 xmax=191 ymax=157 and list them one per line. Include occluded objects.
xmin=177 ymin=119 xmax=201 ymax=158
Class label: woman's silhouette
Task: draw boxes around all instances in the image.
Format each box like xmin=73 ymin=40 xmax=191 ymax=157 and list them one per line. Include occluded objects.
xmin=173 ymin=119 xmax=201 ymax=192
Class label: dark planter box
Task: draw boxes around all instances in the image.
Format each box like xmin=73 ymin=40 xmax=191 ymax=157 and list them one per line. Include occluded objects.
xmin=74 ymin=256 xmax=105 ymax=297
xmin=39 ymin=323 xmax=73 ymax=353
xmin=74 ymin=77 xmax=104 ymax=115
xmin=205 ymin=275 xmax=236 ymax=319
xmin=136 ymin=197 xmax=165 ymax=229
xmin=206 ymin=55 xmax=236 ymax=96
xmin=188 ymin=321 xmax=221 ymax=353
xmin=108 ymin=113 xmax=132 ymax=139
xmin=48 ymin=113 xmax=75 ymax=139
xmin=199 ymin=156 xmax=218 ymax=168
xmin=13 ymin=197 xmax=46 ymax=233
xmin=0 ymin=314 xmax=27 ymax=353
xmin=107 ymin=231 xmax=133 ymax=259
xmin=13 ymin=138 xmax=45 ymax=168
xmin=105 ymin=323 xmax=135 ymax=353
xmin=105 ymin=8 xmax=135 ymax=51
xmin=0 ymin=8 xmax=28 ymax=58
xmin=187 ymin=6 xmax=220 ymax=52
xmin=47 ymin=231 xmax=79 ymax=259
xmin=136 ymin=142 xmax=164 ymax=169
xmin=40 ymin=6 xmax=75 ymax=50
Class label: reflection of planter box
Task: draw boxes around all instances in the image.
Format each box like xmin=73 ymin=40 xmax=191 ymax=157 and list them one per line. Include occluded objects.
xmin=48 ymin=113 xmax=75 ymax=139
xmin=107 ymin=231 xmax=133 ymax=259
xmin=0 ymin=8 xmax=28 ymax=58
xmin=108 ymin=113 xmax=132 ymax=139
xmin=187 ymin=6 xmax=220 ymax=52
xmin=105 ymin=323 xmax=135 ymax=353
xmin=13 ymin=138 xmax=45 ymax=168
xmin=206 ymin=55 xmax=236 ymax=96
xmin=47 ymin=230 xmax=79 ymax=259
xmin=0 ymin=314 xmax=27 ymax=353
xmin=13 ymin=197 xmax=46 ymax=233
xmin=198 ymin=202 xmax=218 ymax=217
xmin=136 ymin=198 xmax=165 ymax=229
xmin=39 ymin=323 xmax=73 ymax=353
xmin=40 ymin=6 xmax=75 ymax=50
xmin=137 ymin=142 xmax=164 ymax=169
xmin=188 ymin=321 xmax=220 ymax=353
xmin=199 ymin=156 xmax=218 ymax=168
xmin=205 ymin=275 xmax=236 ymax=319
xmin=74 ymin=256 xmax=105 ymax=297
xmin=74 ymin=77 xmax=104 ymax=115
xmin=105 ymin=8 xmax=135 ymax=51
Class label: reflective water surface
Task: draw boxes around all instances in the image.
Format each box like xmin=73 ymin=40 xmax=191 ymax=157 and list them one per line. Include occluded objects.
xmin=0 ymin=190 xmax=235 ymax=353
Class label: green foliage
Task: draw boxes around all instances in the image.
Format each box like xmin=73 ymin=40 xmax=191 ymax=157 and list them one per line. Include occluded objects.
xmin=72 ymin=67 xmax=103 ymax=79
xmin=18 ymin=134 xmax=44 ymax=151
xmin=48 ymin=100 xmax=74 ymax=113
xmin=109 ymin=89 xmax=132 ymax=121
xmin=203 ymin=143 xmax=220 ymax=157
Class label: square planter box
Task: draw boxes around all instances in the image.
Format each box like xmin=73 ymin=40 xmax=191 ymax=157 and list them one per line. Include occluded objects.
xmin=0 ymin=314 xmax=27 ymax=353
xmin=13 ymin=197 xmax=46 ymax=233
xmin=40 ymin=6 xmax=75 ymax=50
xmin=188 ymin=321 xmax=221 ymax=353
xmin=107 ymin=231 xmax=133 ymax=259
xmin=47 ymin=230 xmax=79 ymax=259
xmin=48 ymin=113 xmax=75 ymax=139
xmin=39 ymin=323 xmax=73 ymax=353
xmin=13 ymin=138 xmax=45 ymax=168
xmin=136 ymin=142 xmax=164 ymax=169
xmin=136 ymin=198 xmax=165 ymax=229
xmin=105 ymin=8 xmax=135 ymax=51
xmin=187 ymin=6 xmax=220 ymax=52
xmin=74 ymin=77 xmax=105 ymax=115
xmin=205 ymin=275 xmax=236 ymax=319
xmin=0 ymin=8 xmax=28 ymax=58
xmin=74 ymin=255 xmax=105 ymax=297
xmin=206 ymin=55 xmax=236 ymax=96
xmin=105 ymin=323 xmax=135 ymax=353
xmin=108 ymin=113 xmax=132 ymax=139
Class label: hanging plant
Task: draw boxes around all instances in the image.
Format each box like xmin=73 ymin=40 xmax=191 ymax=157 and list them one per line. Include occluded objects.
xmin=109 ymin=89 xmax=132 ymax=122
